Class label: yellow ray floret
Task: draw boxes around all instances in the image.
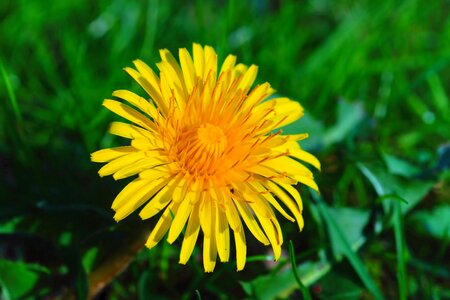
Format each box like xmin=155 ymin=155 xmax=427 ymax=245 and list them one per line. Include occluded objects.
xmin=91 ymin=43 xmax=320 ymax=272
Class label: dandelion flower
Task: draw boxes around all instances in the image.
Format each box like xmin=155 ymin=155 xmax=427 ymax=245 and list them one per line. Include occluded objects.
xmin=91 ymin=43 xmax=320 ymax=272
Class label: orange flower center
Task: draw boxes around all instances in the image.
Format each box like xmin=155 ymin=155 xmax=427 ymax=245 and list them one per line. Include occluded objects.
xmin=175 ymin=123 xmax=228 ymax=176
xmin=197 ymin=123 xmax=227 ymax=153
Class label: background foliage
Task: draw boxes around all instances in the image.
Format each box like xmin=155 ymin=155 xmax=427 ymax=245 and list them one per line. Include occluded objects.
xmin=1 ymin=0 xmax=449 ymax=299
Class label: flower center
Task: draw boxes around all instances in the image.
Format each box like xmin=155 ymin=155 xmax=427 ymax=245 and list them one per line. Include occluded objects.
xmin=197 ymin=123 xmax=227 ymax=153
xmin=176 ymin=123 xmax=228 ymax=175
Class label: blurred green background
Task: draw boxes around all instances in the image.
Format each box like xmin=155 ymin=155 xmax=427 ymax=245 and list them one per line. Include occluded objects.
xmin=1 ymin=0 xmax=449 ymax=299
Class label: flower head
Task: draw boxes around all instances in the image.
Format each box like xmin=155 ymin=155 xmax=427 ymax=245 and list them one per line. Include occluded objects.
xmin=91 ymin=44 xmax=320 ymax=272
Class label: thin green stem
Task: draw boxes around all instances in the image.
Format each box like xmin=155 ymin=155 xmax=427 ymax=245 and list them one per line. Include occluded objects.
xmin=394 ymin=200 xmax=408 ymax=300
xmin=289 ymin=241 xmax=312 ymax=300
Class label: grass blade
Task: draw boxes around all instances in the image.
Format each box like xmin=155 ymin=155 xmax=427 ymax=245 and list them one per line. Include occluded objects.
xmin=313 ymin=193 xmax=385 ymax=300
xmin=289 ymin=240 xmax=312 ymax=300
xmin=394 ymin=200 xmax=408 ymax=300
xmin=0 ymin=59 xmax=23 ymax=126
xmin=195 ymin=289 xmax=201 ymax=300
xmin=0 ymin=58 xmax=31 ymax=163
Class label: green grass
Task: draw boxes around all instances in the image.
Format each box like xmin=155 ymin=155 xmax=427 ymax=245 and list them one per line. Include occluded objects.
xmin=1 ymin=0 xmax=449 ymax=299
xmin=289 ymin=241 xmax=312 ymax=300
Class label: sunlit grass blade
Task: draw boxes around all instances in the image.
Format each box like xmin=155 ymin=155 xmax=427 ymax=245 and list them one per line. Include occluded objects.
xmin=0 ymin=59 xmax=23 ymax=126
xmin=140 ymin=0 xmax=158 ymax=57
xmin=0 ymin=277 xmax=11 ymax=300
xmin=394 ymin=200 xmax=408 ymax=300
xmin=245 ymin=255 xmax=275 ymax=263
xmin=427 ymin=74 xmax=449 ymax=121
xmin=0 ymin=58 xmax=31 ymax=163
xmin=312 ymin=192 xmax=385 ymax=300
xmin=289 ymin=241 xmax=312 ymax=300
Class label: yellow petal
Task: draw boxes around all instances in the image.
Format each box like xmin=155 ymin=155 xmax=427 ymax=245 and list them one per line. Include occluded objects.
xmin=159 ymin=48 xmax=184 ymax=81
xmin=245 ymin=192 xmax=273 ymax=219
xmin=111 ymin=178 xmax=148 ymax=210
xmin=215 ymin=204 xmax=230 ymax=262
xmin=179 ymin=203 xmax=201 ymax=264
xmin=124 ymin=65 xmax=168 ymax=115
xmin=193 ymin=43 xmax=205 ymax=80
xmin=219 ymin=54 xmax=236 ymax=75
xmin=262 ymin=155 xmax=313 ymax=178
xmin=246 ymin=165 xmax=295 ymax=184
xmin=113 ymin=176 xmax=171 ymax=221
xmin=91 ymin=146 xmax=137 ymax=163
xmin=255 ymin=215 xmax=282 ymax=260
xmin=159 ymin=71 xmax=174 ymax=108
xmin=233 ymin=63 xmax=248 ymax=79
xmin=285 ymin=133 xmax=309 ymax=141
xmin=204 ymin=45 xmax=218 ymax=86
xmin=157 ymin=60 xmax=187 ymax=109
xmin=146 ymin=202 xmax=179 ymax=249
xmin=108 ymin=121 xmax=149 ymax=139
xmin=241 ymin=82 xmax=271 ymax=112
xmin=295 ymin=175 xmax=319 ymax=192
xmin=260 ymin=135 xmax=289 ymax=149
xmin=265 ymin=181 xmax=304 ymax=231
xmin=112 ymin=156 xmax=166 ymax=180
xmin=224 ymin=198 xmax=243 ymax=232
xmin=271 ymin=98 xmax=304 ymax=128
xmin=138 ymin=175 xmax=180 ymax=220
xmin=130 ymin=137 xmax=160 ymax=150
xmin=112 ymin=89 xmax=158 ymax=119
xmin=98 ymin=151 xmax=146 ymax=177
xmin=233 ymin=196 xmax=270 ymax=245
xmin=248 ymin=181 xmax=295 ymax=222
xmin=203 ymin=201 xmax=217 ymax=273
xmin=254 ymin=97 xmax=304 ymax=129
xmin=271 ymin=179 xmax=303 ymax=211
xmin=199 ymin=193 xmax=212 ymax=237
xmin=288 ymin=146 xmax=321 ymax=171
xmin=167 ymin=193 xmax=194 ymax=244
xmin=179 ymin=48 xmax=196 ymax=93
xmin=172 ymin=177 xmax=191 ymax=203
xmin=102 ymin=99 xmax=156 ymax=131
xmin=139 ymin=165 xmax=169 ymax=180
xmin=132 ymin=59 xmax=160 ymax=93
xmin=234 ymin=228 xmax=246 ymax=271
xmin=237 ymin=64 xmax=258 ymax=91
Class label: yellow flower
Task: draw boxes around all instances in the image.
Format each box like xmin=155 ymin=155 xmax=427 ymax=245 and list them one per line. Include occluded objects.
xmin=91 ymin=43 xmax=320 ymax=272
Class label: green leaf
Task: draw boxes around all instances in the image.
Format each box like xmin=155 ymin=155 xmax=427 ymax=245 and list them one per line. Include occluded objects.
xmin=410 ymin=205 xmax=450 ymax=240
xmin=82 ymin=247 xmax=99 ymax=274
xmin=313 ymin=196 xmax=385 ymax=300
xmin=381 ymin=152 xmax=421 ymax=178
xmin=0 ymin=217 xmax=22 ymax=234
xmin=240 ymin=206 xmax=372 ymax=300
xmin=240 ymin=258 xmax=331 ymax=300
xmin=291 ymin=99 xmax=366 ymax=151
xmin=357 ymin=162 xmax=435 ymax=300
xmin=314 ymin=264 xmax=365 ymax=300
xmin=0 ymin=259 xmax=47 ymax=299
xmin=326 ymin=207 xmax=370 ymax=258
xmin=323 ymin=99 xmax=365 ymax=146
xmin=357 ymin=162 xmax=434 ymax=215
xmin=282 ymin=111 xmax=326 ymax=151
